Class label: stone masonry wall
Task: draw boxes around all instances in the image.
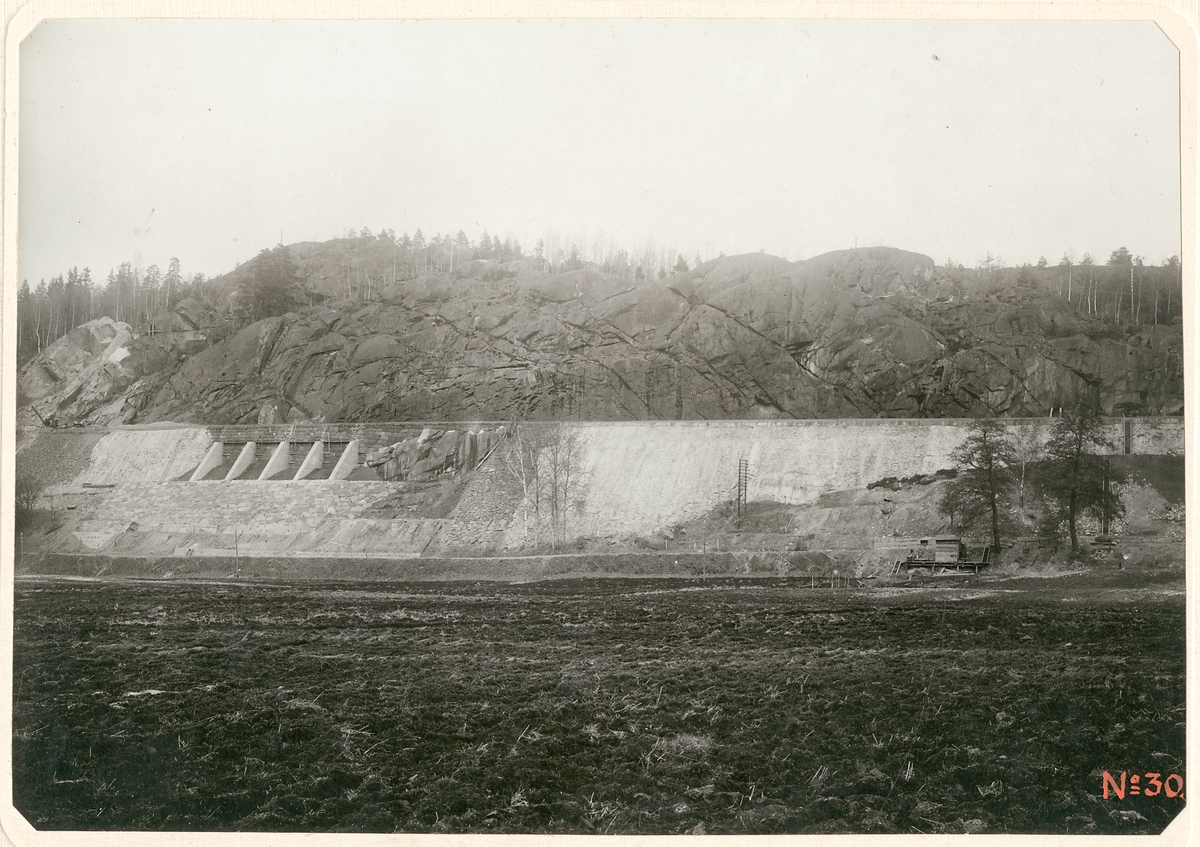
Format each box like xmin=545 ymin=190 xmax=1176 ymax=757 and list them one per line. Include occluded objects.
xmin=440 ymin=461 xmax=526 ymax=552
xmin=205 ymin=422 xmax=503 ymax=455
xmin=67 ymin=480 xmax=447 ymax=557
xmin=85 ymin=480 xmax=396 ymax=533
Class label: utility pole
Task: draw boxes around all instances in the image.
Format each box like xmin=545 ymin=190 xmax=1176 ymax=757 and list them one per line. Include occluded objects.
xmin=674 ymin=366 xmax=684 ymax=420
xmin=736 ymin=458 xmax=749 ymax=526
xmin=1102 ymin=458 xmax=1111 ymax=537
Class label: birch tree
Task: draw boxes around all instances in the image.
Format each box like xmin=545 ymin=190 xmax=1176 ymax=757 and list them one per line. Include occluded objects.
xmin=502 ymin=423 xmax=587 ymax=550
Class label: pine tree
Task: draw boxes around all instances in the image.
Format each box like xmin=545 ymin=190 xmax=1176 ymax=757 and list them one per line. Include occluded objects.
xmin=164 ymin=258 xmax=183 ymax=309
xmin=938 ymin=417 xmax=1017 ymax=549
xmin=17 ymin=280 xmax=32 ymax=360
xmin=236 ymin=245 xmax=300 ymax=324
xmin=1035 ymin=401 xmax=1124 ymax=551
xmin=142 ymin=264 xmax=162 ymax=324
xmin=32 ymin=279 xmax=47 ymax=350
xmin=80 ymin=268 xmax=93 ymax=321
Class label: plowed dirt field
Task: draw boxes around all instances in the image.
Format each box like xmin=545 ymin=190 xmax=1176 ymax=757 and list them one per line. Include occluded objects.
xmin=12 ymin=572 xmax=1185 ymax=834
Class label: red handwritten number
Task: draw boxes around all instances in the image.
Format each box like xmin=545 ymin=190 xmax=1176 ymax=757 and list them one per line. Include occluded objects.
xmin=1102 ymin=771 xmax=1126 ymax=800
xmin=1105 ymin=771 xmax=1184 ymax=800
xmin=1142 ymin=767 xmax=1161 ymax=796
xmin=1144 ymin=773 xmax=1163 ymax=797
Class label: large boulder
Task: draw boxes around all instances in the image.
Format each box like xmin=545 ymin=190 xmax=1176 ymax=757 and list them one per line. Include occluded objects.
xmin=365 ymin=427 xmax=506 ymax=481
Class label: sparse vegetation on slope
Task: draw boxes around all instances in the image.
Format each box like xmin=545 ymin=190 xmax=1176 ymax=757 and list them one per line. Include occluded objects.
xmin=16 ymin=243 xmax=1185 ymax=426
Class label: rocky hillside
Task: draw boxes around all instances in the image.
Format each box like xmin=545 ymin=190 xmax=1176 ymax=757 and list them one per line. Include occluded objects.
xmin=17 ymin=244 xmax=1184 ymax=426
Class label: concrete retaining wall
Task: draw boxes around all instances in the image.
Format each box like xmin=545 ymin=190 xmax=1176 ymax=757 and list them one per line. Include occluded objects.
xmin=258 ymin=441 xmax=291 ymax=480
xmin=568 ymin=418 xmax=1184 ymax=538
xmin=1125 ymin=417 xmax=1185 ymax=456
xmin=189 ymin=442 xmax=224 ymax=481
xmin=224 ymin=442 xmax=257 ymax=481
xmin=20 ymin=416 xmax=1184 ymax=557
xmin=294 ymin=441 xmax=324 ymax=480
xmin=205 ymin=422 xmax=478 ymax=454
xmin=71 ymin=427 xmax=212 ymax=486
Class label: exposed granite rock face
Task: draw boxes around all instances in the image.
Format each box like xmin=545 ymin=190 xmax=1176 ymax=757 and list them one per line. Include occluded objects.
xmin=18 ymin=318 xmax=136 ymax=412
xmin=18 ymin=246 xmax=1184 ymax=426
xmin=15 ymin=300 xmax=226 ymax=427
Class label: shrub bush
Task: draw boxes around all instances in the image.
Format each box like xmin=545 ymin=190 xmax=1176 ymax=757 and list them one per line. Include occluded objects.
xmin=14 ymin=473 xmax=42 ymax=530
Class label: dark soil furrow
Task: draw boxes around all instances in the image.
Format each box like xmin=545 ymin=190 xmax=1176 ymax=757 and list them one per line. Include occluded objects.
xmin=12 ymin=575 xmax=1184 ymax=834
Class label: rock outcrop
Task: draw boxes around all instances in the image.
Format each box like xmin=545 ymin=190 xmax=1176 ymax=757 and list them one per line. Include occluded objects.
xmin=364 ymin=426 xmax=506 ymax=481
xmin=16 ymin=299 xmax=224 ymax=427
xmin=18 ymin=317 xmax=137 ymax=422
xmin=17 ymin=245 xmax=1184 ymax=426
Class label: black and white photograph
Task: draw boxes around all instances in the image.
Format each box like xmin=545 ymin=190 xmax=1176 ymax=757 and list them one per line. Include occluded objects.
xmin=3 ymin=6 xmax=1192 ymax=840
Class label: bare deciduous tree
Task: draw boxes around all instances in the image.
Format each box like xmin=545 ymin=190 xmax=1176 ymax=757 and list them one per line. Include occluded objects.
xmin=15 ymin=472 xmax=42 ymax=530
xmin=540 ymin=423 xmax=587 ymax=548
xmin=502 ymin=422 xmax=588 ymax=550
xmin=502 ymin=424 xmax=542 ymax=550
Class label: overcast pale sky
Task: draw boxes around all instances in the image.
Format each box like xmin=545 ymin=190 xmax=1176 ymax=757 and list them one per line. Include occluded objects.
xmin=18 ymin=18 xmax=1181 ymax=284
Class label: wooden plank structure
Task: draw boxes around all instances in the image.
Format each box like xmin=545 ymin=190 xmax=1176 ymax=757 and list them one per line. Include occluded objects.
xmin=892 ymin=535 xmax=995 ymax=575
